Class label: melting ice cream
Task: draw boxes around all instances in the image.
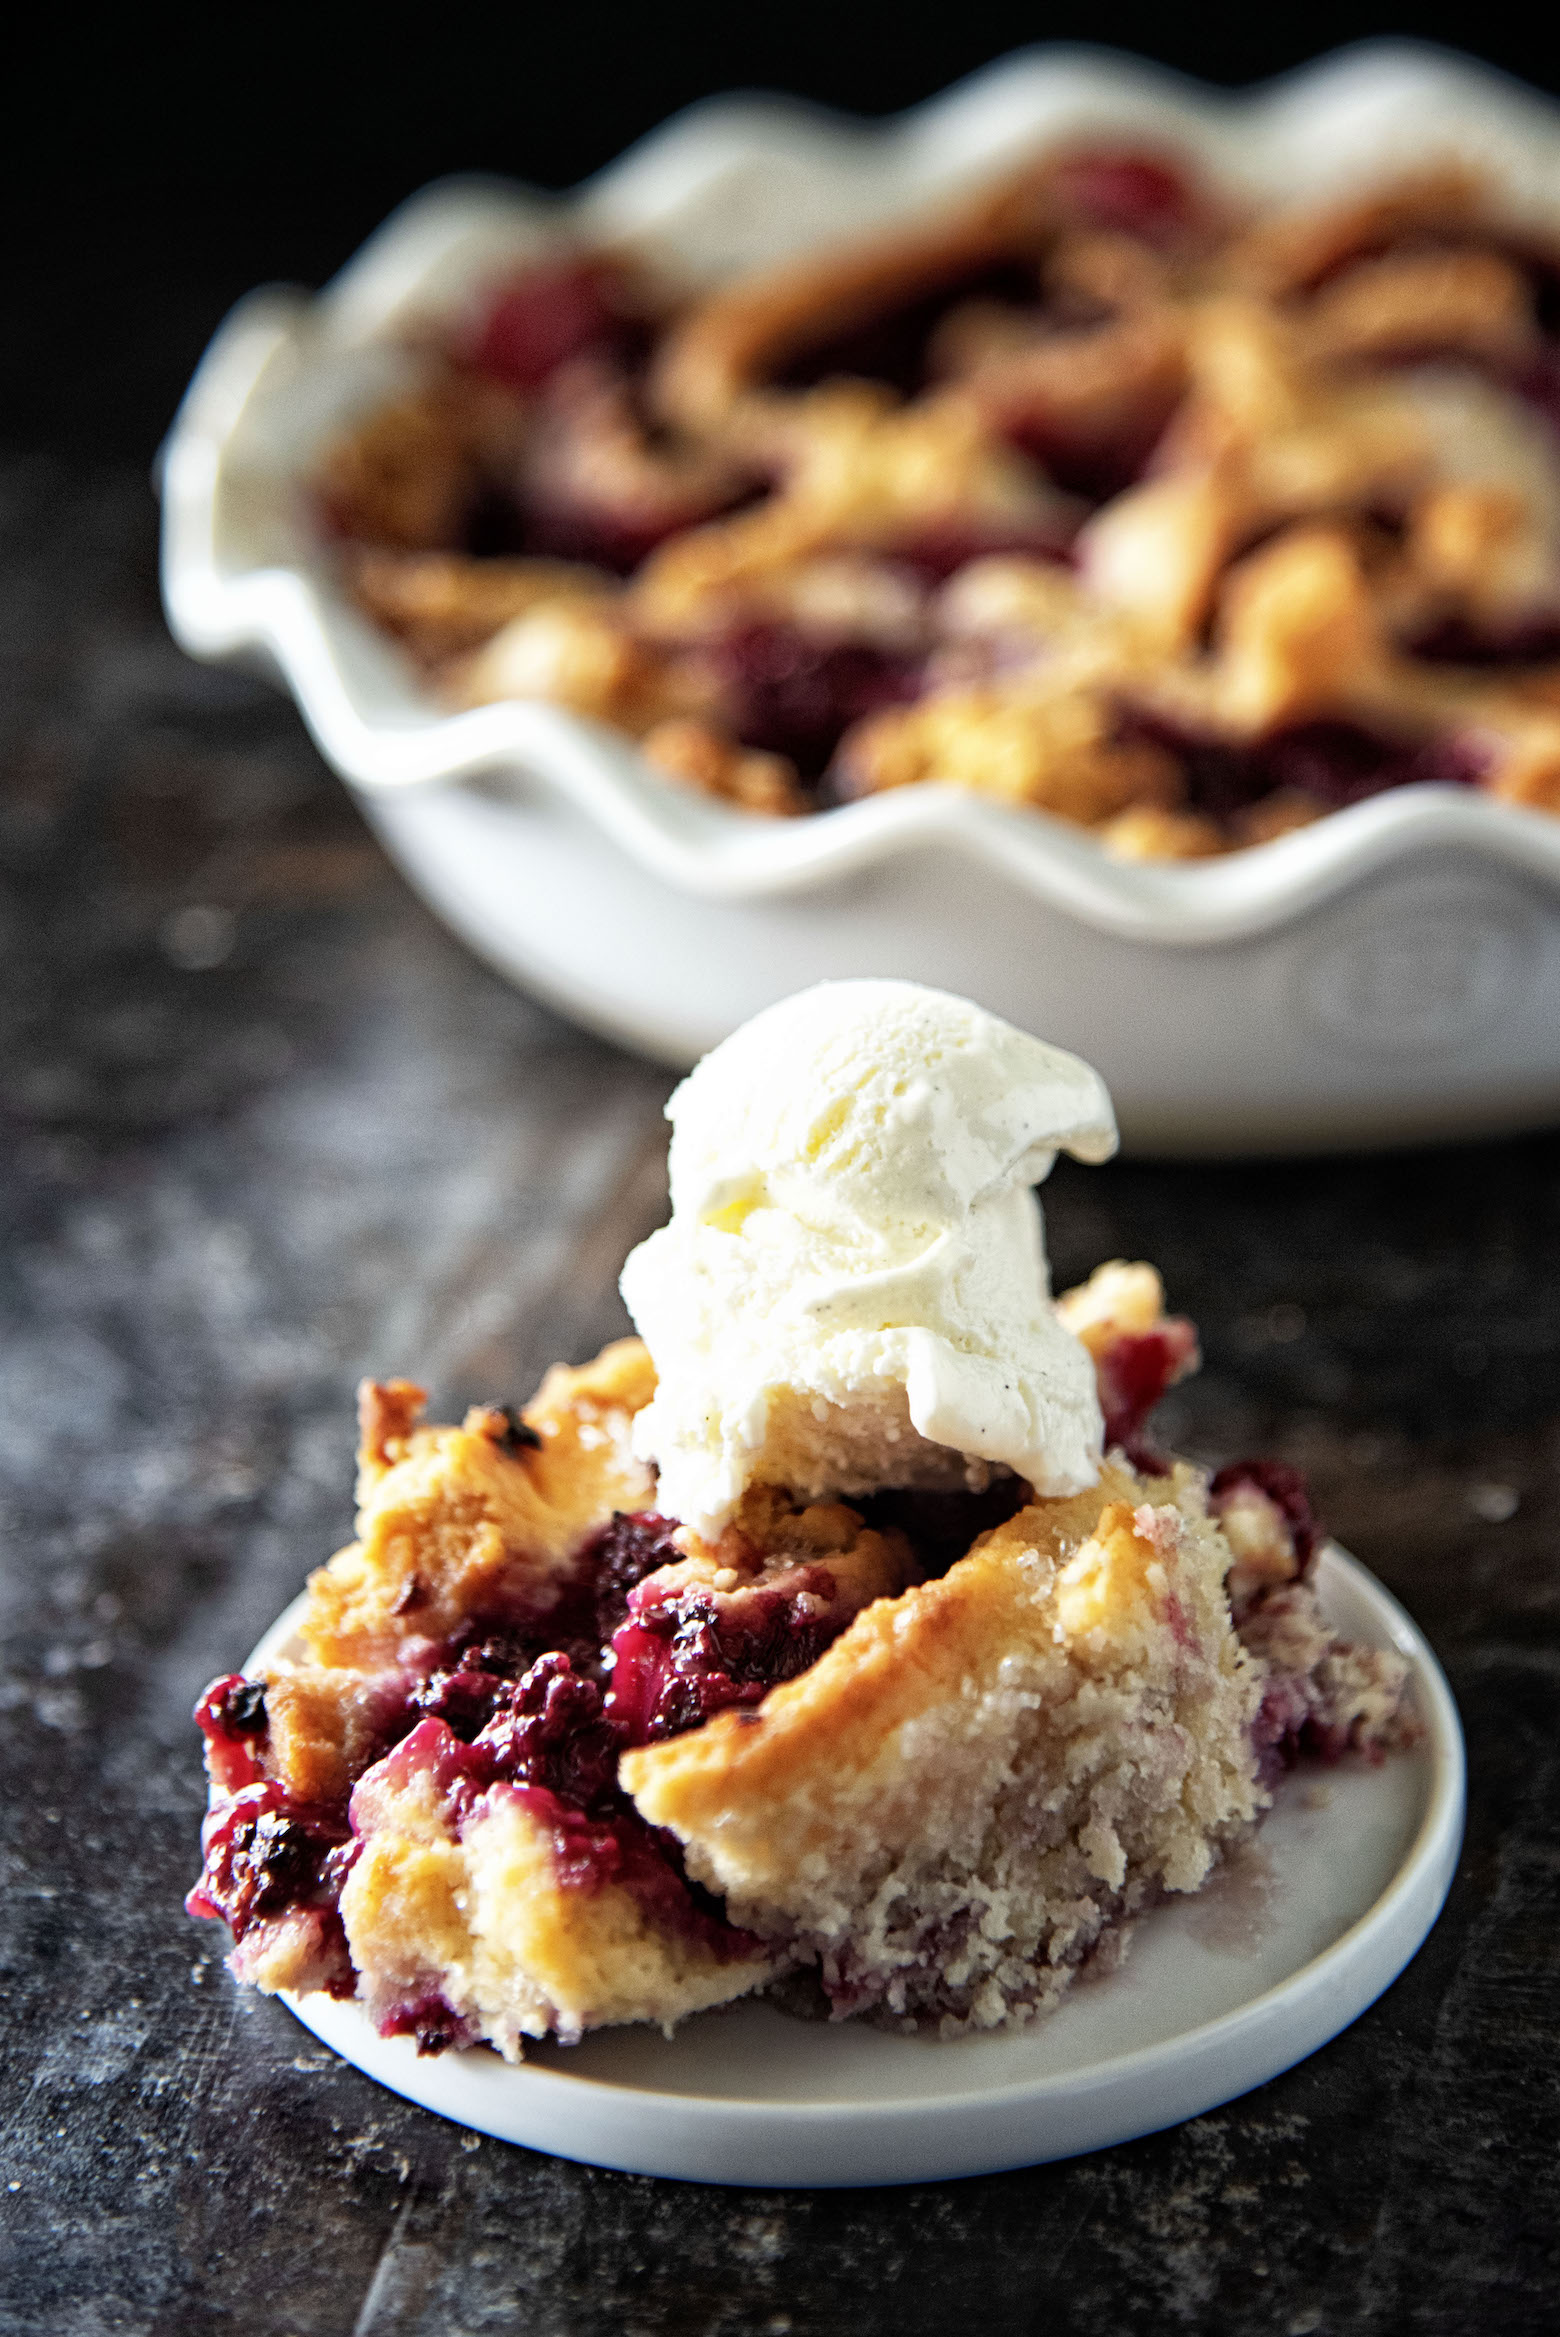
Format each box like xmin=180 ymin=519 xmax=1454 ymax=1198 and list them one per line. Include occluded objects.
xmin=620 ymin=979 xmax=1118 ymax=1536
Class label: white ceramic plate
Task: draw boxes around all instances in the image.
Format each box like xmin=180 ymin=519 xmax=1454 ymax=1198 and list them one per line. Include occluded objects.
xmin=159 ymin=42 xmax=1560 ymax=1152
xmin=244 ymin=1544 xmax=1462 ymax=2185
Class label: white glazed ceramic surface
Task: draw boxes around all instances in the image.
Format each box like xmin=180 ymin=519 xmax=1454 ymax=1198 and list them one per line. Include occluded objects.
xmin=160 ymin=42 xmax=1560 ymax=1152
xmin=245 ymin=1546 xmax=1463 ymax=2186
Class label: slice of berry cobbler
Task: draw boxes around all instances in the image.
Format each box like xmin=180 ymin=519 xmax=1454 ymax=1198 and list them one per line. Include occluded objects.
xmin=189 ymin=1263 xmax=1415 ymax=2056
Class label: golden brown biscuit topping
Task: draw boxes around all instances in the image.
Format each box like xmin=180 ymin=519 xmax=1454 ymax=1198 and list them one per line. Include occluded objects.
xmin=316 ymin=153 xmax=1560 ymax=844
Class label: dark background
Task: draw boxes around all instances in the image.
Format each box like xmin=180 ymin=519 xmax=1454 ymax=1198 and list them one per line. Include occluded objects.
xmin=11 ymin=3 xmax=1560 ymax=462
xmin=3 ymin=10 xmax=1559 ymax=2333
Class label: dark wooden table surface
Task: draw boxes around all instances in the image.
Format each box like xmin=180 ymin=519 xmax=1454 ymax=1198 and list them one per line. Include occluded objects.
xmin=2 ymin=453 xmax=1558 ymax=2335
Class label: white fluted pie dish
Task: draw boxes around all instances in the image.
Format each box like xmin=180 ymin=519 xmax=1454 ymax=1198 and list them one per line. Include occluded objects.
xmin=160 ymin=39 xmax=1560 ymax=1152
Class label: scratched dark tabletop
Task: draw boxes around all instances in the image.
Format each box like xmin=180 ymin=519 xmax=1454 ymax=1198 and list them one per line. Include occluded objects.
xmin=2 ymin=441 xmax=1559 ymax=2334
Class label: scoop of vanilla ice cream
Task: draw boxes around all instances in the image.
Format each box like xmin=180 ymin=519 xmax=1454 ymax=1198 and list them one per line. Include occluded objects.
xmin=619 ymin=979 xmax=1118 ymax=1537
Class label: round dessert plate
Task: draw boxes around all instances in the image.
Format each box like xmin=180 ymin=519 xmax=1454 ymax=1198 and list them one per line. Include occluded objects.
xmin=250 ymin=1545 xmax=1463 ymax=2187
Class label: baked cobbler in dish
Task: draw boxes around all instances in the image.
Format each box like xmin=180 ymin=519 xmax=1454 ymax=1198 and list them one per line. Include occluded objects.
xmin=189 ymin=983 xmax=1415 ymax=2052
xmin=320 ymin=150 xmax=1560 ymax=852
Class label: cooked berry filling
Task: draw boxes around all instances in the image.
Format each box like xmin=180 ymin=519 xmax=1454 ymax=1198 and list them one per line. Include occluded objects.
xmin=1093 ymin=1315 xmax=1199 ymax=1468
xmin=186 ymin=1780 xmax=356 ymax=1977
xmin=379 ymin=1994 xmax=478 ymax=2054
xmin=1248 ymin=1651 xmax=1371 ymax=1780
xmin=896 ymin=520 xmax=1078 ymax=582
xmin=1122 ymin=714 xmax=1489 ymax=822
xmin=1519 ymin=338 xmax=1560 ymax=445
xmin=193 ymin=1672 xmax=270 ymax=1794
xmin=581 ymin=1510 xmax=685 ymax=1635
xmin=764 ymin=149 xmax=1197 ymax=409
xmin=414 ymin=1598 xmax=594 ymax=1692
xmin=409 ymin=264 xmax=762 ymax=574
xmin=408 ymin=1654 xmax=516 ymax=1739
xmin=1208 ymin=1459 xmax=1373 ymax=1778
xmin=458 ymin=414 xmax=751 ymax=576
xmin=509 ymin=368 xmax=760 ymax=572
xmin=463 ymin=258 xmax=650 ymax=394
xmin=355 ymin=1678 xmax=758 ymax=1984
xmin=515 ymin=1787 xmax=753 ymax=1960
xmin=470 ymin=1651 xmax=623 ymax=1807
xmin=1000 ymin=425 xmax=1172 ymax=507
xmin=710 ymin=621 xmax=924 ymax=783
xmin=354 ymin=1666 xmax=618 ymax=1835
xmin=1249 ymin=1671 xmax=1317 ymax=1785
xmin=1210 ymin=1458 xmax=1321 ymax=1574
xmin=189 ymin=1547 xmax=835 ymax=2037
xmin=604 ymin=1575 xmax=845 ymax=1744
xmin=1047 ymin=150 xmax=1197 ymax=243
xmin=1411 ymin=614 xmax=1560 ymax=666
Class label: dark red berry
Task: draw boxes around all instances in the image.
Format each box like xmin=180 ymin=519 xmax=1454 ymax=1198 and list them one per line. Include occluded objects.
xmin=466 ymin=260 xmax=631 ymax=392
xmin=1051 ymin=151 xmax=1193 ymax=240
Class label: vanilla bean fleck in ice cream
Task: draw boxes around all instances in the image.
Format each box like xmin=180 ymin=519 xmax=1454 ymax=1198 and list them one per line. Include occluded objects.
xmin=619 ymin=979 xmax=1119 ymax=1535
